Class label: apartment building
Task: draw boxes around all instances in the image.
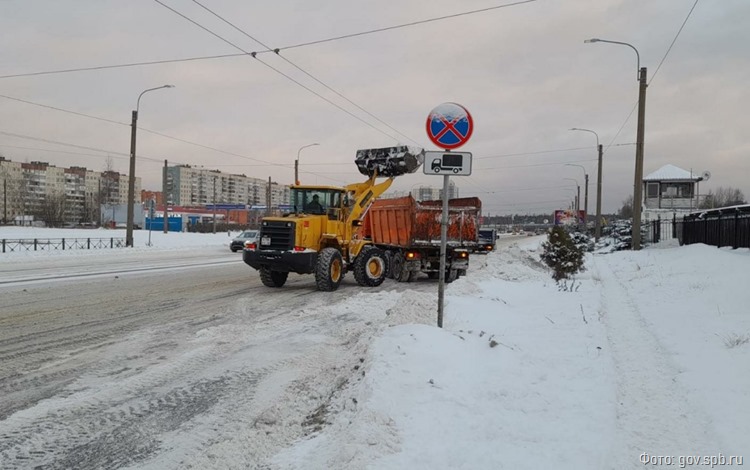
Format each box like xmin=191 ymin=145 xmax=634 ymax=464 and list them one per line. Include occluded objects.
xmin=164 ymin=165 xmax=290 ymax=208
xmin=411 ymin=181 xmax=460 ymax=201
xmin=0 ymin=157 xmax=140 ymax=225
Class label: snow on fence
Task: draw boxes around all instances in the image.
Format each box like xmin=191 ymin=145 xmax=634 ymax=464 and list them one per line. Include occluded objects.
xmin=1 ymin=238 xmax=126 ymax=253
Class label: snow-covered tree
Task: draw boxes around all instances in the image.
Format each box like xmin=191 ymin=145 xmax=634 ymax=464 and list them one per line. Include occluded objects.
xmin=540 ymin=226 xmax=585 ymax=283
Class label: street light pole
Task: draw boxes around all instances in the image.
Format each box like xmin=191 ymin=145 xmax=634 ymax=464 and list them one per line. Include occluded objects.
xmin=126 ymin=84 xmax=174 ymax=247
xmin=585 ymin=38 xmax=646 ymax=249
xmin=564 ymin=162 xmax=589 ymax=226
xmin=294 ymin=143 xmax=319 ymax=185
xmin=570 ymin=128 xmax=603 ymax=240
xmin=563 ymin=178 xmax=580 ymax=211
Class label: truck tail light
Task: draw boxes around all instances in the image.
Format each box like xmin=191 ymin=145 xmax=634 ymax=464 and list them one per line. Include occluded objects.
xmin=457 ymin=251 xmax=468 ymax=259
xmin=245 ymin=242 xmax=257 ymax=250
xmin=293 ymin=246 xmax=306 ymax=252
xmin=405 ymin=251 xmax=421 ymax=260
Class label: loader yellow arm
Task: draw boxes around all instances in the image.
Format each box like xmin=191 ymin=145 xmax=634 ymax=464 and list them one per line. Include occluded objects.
xmin=344 ymin=172 xmax=394 ymax=226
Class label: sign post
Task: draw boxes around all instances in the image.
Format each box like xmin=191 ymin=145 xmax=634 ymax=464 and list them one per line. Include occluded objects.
xmin=425 ymin=103 xmax=473 ymax=328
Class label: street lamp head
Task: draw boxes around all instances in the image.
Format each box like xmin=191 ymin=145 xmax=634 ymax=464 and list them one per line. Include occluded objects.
xmin=584 ymin=38 xmax=600 ymax=43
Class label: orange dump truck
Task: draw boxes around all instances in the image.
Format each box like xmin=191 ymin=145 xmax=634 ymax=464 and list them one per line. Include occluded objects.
xmin=361 ymin=195 xmax=481 ymax=282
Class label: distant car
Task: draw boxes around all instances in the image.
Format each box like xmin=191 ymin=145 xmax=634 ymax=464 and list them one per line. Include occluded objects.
xmin=230 ymin=230 xmax=259 ymax=252
xmin=474 ymin=228 xmax=497 ymax=254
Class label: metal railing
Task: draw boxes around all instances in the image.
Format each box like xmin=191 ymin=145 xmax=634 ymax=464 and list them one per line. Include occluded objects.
xmin=679 ymin=206 xmax=750 ymax=249
xmin=1 ymin=238 xmax=126 ymax=253
xmin=645 ymin=216 xmax=680 ymax=244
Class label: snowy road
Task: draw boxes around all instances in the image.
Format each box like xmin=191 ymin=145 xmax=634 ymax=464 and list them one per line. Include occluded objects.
xmin=0 ymin=245 xmax=467 ymax=469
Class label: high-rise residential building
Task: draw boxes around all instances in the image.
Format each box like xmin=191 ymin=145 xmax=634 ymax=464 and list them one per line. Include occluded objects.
xmin=0 ymin=156 xmax=140 ymax=226
xmin=410 ymin=181 xmax=459 ymax=201
xmin=164 ymin=165 xmax=290 ymax=207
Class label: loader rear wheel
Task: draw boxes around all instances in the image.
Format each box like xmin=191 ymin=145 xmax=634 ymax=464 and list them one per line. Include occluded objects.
xmin=446 ymin=268 xmax=459 ymax=283
xmin=259 ymin=267 xmax=288 ymax=287
xmin=353 ymin=246 xmax=387 ymax=287
xmin=315 ymin=247 xmax=344 ymax=291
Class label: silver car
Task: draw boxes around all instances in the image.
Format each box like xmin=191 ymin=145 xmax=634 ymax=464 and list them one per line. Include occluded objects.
xmin=230 ymin=230 xmax=259 ymax=252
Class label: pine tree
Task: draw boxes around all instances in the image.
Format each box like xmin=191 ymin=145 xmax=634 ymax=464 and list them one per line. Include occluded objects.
xmin=540 ymin=226 xmax=585 ymax=282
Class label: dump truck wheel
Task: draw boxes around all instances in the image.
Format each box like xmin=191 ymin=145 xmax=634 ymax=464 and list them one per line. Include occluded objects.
xmin=315 ymin=247 xmax=344 ymax=291
xmin=384 ymin=250 xmax=395 ymax=279
xmin=260 ymin=267 xmax=288 ymax=287
xmin=392 ymin=253 xmax=410 ymax=282
xmin=353 ymin=246 xmax=387 ymax=287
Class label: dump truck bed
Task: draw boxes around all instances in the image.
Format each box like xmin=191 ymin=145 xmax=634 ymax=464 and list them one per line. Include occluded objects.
xmin=363 ymin=196 xmax=481 ymax=248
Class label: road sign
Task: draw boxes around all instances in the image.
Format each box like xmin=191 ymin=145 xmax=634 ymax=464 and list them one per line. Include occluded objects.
xmin=423 ymin=151 xmax=472 ymax=176
xmin=425 ymin=102 xmax=473 ymax=150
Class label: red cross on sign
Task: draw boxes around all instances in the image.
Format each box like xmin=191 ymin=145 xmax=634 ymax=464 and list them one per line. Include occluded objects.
xmin=425 ymin=102 xmax=473 ymax=150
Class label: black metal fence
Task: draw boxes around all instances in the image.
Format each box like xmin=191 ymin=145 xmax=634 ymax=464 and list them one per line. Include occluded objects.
xmin=645 ymin=216 xmax=679 ymax=244
xmin=679 ymin=206 xmax=750 ymax=249
xmin=1 ymin=238 xmax=126 ymax=253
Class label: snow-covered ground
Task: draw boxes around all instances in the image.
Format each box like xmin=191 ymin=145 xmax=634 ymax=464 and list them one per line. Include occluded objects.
xmin=1 ymin=227 xmax=748 ymax=469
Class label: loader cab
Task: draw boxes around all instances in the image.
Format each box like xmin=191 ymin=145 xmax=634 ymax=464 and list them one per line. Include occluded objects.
xmin=291 ymin=187 xmax=345 ymax=220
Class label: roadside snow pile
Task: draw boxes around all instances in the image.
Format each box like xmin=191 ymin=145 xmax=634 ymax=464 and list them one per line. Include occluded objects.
xmin=273 ymin=241 xmax=614 ymax=469
xmin=0 ymin=226 xmax=234 ymax=258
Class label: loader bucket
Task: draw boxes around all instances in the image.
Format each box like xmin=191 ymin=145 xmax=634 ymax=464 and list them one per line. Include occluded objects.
xmin=355 ymin=146 xmax=424 ymax=178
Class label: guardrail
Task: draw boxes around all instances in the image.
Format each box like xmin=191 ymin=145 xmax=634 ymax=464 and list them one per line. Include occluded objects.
xmin=1 ymin=238 xmax=126 ymax=253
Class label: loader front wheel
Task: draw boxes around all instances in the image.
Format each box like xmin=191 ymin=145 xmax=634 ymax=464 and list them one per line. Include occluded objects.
xmin=353 ymin=246 xmax=387 ymax=287
xmin=259 ymin=267 xmax=288 ymax=287
xmin=315 ymin=247 xmax=344 ymax=291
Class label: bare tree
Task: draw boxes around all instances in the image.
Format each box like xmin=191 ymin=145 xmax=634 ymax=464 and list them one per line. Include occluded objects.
xmin=700 ymin=186 xmax=747 ymax=209
xmin=618 ymin=195 xmax=634 ymax=219
xmin=35 ymin=191 xmax=67 ymax=227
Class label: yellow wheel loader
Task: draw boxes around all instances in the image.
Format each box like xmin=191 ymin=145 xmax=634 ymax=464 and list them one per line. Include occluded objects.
xmin=243 ymin=146 xmax=424 ymax=291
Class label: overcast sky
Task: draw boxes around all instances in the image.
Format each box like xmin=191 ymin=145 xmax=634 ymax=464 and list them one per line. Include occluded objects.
xmin=1 ymin=0 xmax=748 ymax=215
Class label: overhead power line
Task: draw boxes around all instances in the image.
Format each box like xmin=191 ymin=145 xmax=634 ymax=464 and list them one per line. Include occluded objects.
xmin=478 ymin=158 xmax=598 ymax=171
xmin=0 ymin=130 xmax=161 ymax=163
xmin=0 ymin=0 xmax=537 ymax=80
xmin=0 ymin=93 xmax=613 ymax=184
xmin=190 ymin=0 xmax=422 ymax=146
xmin=152 ymin=0 xmax=406 ymax=144
xmin=278 ymin=0 xmax=538 ymax=51
xmin=649 ymin=0 xmax=699 ymax=85
xmin=0 ymin=93 xmax=334 ymax=176
xmin=603 ymin=0 xmax=700 ymax=152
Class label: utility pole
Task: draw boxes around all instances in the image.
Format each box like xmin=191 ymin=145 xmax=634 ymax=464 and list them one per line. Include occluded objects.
xmin=126 ymin=109 xmax=138 ymax=247
xmin=583 ymin=173 xmax=589 ymax=223
xmin=595 ymin=144 xmax=603 ymax=241
xmin=163 ymin=160 xmax=169 ymax=233
xmin=212 ymin=175 xmax=217 ymax=234
xmin=266 ymin=177 xmax=272 ymax=216
xmin=632 ymin=66 xmax=648 ymax=250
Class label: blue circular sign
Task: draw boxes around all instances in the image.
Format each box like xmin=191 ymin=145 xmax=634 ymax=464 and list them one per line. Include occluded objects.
xmin=425 ymin=102 xmax=474 ymax=150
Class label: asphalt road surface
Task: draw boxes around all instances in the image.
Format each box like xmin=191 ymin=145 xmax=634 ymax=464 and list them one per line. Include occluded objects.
xmin=1 ymin=242 xmax=500 ymax=469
